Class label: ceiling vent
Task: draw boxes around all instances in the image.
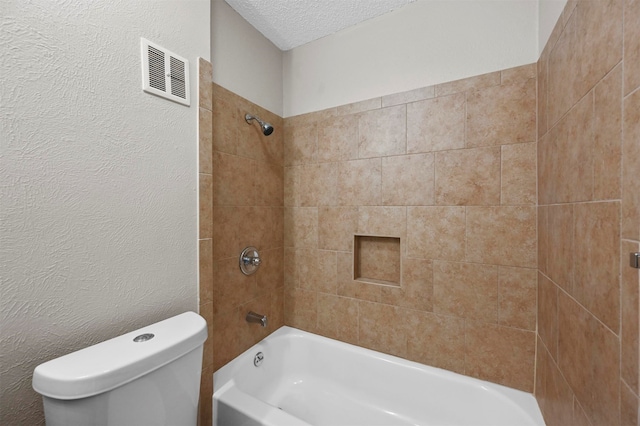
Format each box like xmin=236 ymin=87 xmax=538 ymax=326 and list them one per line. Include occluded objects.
xmin=140 ymin=38 xmax=190 ymax=106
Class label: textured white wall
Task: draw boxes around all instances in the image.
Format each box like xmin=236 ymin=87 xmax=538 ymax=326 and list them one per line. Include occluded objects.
xmin=283 ymin=0 xmax=539 ymax=117
xmin=0 ymin=0 xmax=209 ymax=424
xmin=211 ymin=0 xmax=283 ymax=116
xmin=538 ymin=0 xmax=567 ymax=55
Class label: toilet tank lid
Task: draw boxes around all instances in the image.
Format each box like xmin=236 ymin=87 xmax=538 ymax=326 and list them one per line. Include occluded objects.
xmin=32 ymin=311 xmax=207 ymax=400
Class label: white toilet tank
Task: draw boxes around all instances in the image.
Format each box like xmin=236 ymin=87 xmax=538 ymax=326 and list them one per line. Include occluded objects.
xmin=33 ymin=311 xmax=208 ymax=426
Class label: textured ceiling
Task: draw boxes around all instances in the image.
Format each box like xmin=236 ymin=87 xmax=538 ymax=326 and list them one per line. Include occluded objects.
xmin=224 ymin=0 xmax=415 ymax=51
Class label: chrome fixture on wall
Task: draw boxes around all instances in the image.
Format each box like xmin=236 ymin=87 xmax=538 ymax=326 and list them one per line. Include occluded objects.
xmin=239 ymin=246 xmax=261 ymax=275
xmin=246 ymin=311 xmax=268 ymax=328
xmin=245 ymin=113 xmax=274 ymax=136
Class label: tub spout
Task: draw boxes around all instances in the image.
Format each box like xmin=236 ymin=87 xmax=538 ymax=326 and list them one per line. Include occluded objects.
xmin=246 ymin=311 xmax=268 ymax=327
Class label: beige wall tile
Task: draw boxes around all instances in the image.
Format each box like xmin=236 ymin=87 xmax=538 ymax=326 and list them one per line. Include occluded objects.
xmin=212 ymin=307 xmax=242 ymax=371
xmin=620 ymin=380 xmax=639 ymax=426
xmin=535 ymin=338 xmax=574 ymax=425
xmin=593 ymin=64 xmax=622 ymax=200
xmin=337 ymin=97 xmax=381 ymax=116
xmin=198 ymin=363 xmax=213 ymax=426
xmin=199 ymin=239 xmax=213 ymax=303
xmin=297 ymin=249 xmax=337 ymax=294
xmin=355 ymin=236 xmax=401 ymax=285
xmin=213 ymin=206 xmax=256 ymax=260
xmin=466 ymin=206 xmax=537 ymax=268
xmin=498 ymin=266 xmax=536 ymax=330
xmin=406 ymin=93 xmax=465 ymax=153
xmin=212 ymin=256 xmax=257 ymax=316
xmin=547 ymin=204 xmax=574 ymax=292
xmin=199 ymin=107 xmax=213 ymax=174
xmin=284 ymin=166 xmax=301 ymax=207
xmin=358 ymin=105 xmax=406 ymax=158
xmin=435 ymin=146 xmax=501 ymax=206
xmin=357 ymin=206 xmax=406 ymax=238
xmin=538 ymin=273 xmax=559 ymax=361
xmin=538 ymin=51 xmax=549 ymax=138
xmin=381 ymin=153 xmax=435 ymax=206
xmin=501 ymin=142 xmax=536 ymax=205
xmin=284 ymin=123 xmax=317 ymax=166
xmin=573 ymin=201 xmax=620 ymax=332
xmin=406 ymin=311 xmax=465 ymax=374
xmin=433 ymin=261 xmax=498 ymax=322
xmin=337 ymin=251 xmax=381 ymax=302
xmin=254 ymin=160 xmax=284 ymax=207
xmin=382 ymin=86 xmax=435 ymax=108
xmin=337 ymin=279 xmax=382 ymax=303
xmin=381 ymin=257 xmax=433 ymax=312
xmin=501 ymin=63 xmax=536 ymax=86
xmin=213 ymin=152 xmax=256 ymax=206
xmin=256 ymin=247 xmax=284 ymax=294
xmin=284 ymin=207 xmax=318 ymax=248
xmin=285 ymin=108 xmax=337 ymax=128
xmin=435 ymin=71 xmax=500 ymax=97
xmin=317 ymin=293 xmax=358 ymax=345
xmin=318 ymin=207 xmax=357 ymax=251
xmin=337 ymin=158 xmax=382 ymax=206
xmin=621 ymin=240 xmax=639 ymax=394
xmin=547 ymin=0 xmax=623 ymax=126
xmin=199 ymin=301 xmax=213 ymax=366
xmin=407 ymin=206 xmax=465 ymax=261
xmin=212 ymin=86 xmax=239 ymax=156
xmin=466 ymin=79 xmax=536 ymax=147
xmin=199 ymin=173 xmax=212 ymax=239
xmin=284 ymin=287 xmax=318 ymax=332
xmin=298 ymin=163 xmax=338 ymax=207
xmin=558 ymin=292 xmax=620 ymax=426
xmin=538 ymin=206 xmax=549 ymax=275
xmin=622 ymin=89 xmax=640 ymax=240
xmin=239 ymin=292 xmax=273 ymax=347
xmin=465 ymin=321 xmax=535 ymax=392
xmin=198 ymin=58 xmax=212 ymax=111
xmin=358 ymin=301 xmax=407 ymax=358
xmin=624 ymin=0 xmax=640 ymax=94
xmin=317 ymin=115 xmax=358 ymax=162
xmin=270 ymin=286 xmax=285 ymax=330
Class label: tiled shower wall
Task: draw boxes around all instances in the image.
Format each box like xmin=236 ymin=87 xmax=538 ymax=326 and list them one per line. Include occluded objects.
xmin=283 ymin=64 xmax=538 ymax=392
xmin=208 ymin=84 xmax=285 ymax=369
xmin=535 ymin=0 xmax=639 ymax=425
xmin=197 ymin=58 xmax=214 ymax=426
xmin=198 ymin=77 xmax=286 ymax=425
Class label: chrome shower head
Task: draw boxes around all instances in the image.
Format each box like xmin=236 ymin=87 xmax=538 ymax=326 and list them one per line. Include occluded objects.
xmin=245 ymin=114 xmax=274 ymax=136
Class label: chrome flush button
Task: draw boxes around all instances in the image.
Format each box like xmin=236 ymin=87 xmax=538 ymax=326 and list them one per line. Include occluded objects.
xmin=133 ymin=333 xmax=155 ymax=342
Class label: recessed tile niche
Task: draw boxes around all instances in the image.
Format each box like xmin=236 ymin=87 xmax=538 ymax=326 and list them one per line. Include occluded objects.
xmin=354 ymin=235 xmax=401 ymax=286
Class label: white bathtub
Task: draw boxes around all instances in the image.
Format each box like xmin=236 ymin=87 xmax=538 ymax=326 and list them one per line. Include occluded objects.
xmin=213 ymin=327 xmax=545 ymax=426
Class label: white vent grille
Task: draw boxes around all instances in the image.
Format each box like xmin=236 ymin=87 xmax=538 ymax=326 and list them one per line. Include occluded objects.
xmin=141 ymin=38 xmax=190 ymax=106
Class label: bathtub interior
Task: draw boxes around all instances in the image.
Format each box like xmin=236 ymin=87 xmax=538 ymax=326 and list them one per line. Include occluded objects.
xmin=213 ymin=327 xmax=545 ymax=426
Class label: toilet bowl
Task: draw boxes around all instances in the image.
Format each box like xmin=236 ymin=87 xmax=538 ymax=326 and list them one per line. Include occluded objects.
xmin=32 ymin=311 xmax=207 ymax=426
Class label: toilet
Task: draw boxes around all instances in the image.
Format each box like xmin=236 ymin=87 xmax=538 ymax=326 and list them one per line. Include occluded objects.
xmin=32 ymin=311 xmax=207 ymax=426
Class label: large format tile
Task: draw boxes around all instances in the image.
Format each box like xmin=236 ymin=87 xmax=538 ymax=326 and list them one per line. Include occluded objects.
xmin=317 ymin=115 xmax=358 ymax=162
xmin=498 ymin=266 xmax=536 ymax=330
xmin=501 ymin=142 xmax=537 ymax=205
xmin=573 ymin=201 xmax=620 ymax=332
xmin=358 ymin=301 xmax=407 ymax=358
xmin=624 ymin=0 xmax=640 ymax=94
xmin=381 ymin=153 xmax=435 ymax=206
xmin=466 ymin=206 xmax=536 ymax=268
xmin=547 ymin=204 xmax=574 ymax=292
xmin=406 ymin=206 xmax=465 ymax=261
xmin=406 ymin=93 xmax=465 ymax=153
xmin=466 ymin=79 xmax=536 ymax=147
xmin=538 ymin=273 xmax=558 ymax=361
xmin=622 ymin=88 xmax=640 ymax=240
xmin=358 ymin=105 xmax=406 ymax=158
xmin=435 ymin=146 xmax=501 ymax=206
xmin=433 ymin=261 xmax=498 ymax=322
xmin=465 ymin=321 xmax=535 ymax=392
xmin=318 ymin=207 xmax=357 ymax=251
xmin=406 ymin=311 xmax=465 ymax=374
xmin=621 ymin=240 xmax=639 ymax=394
xmin=558 ymin=292 xmax=620 ymax=426
xmin=337 ymin=158 xmax=382 ymax=206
